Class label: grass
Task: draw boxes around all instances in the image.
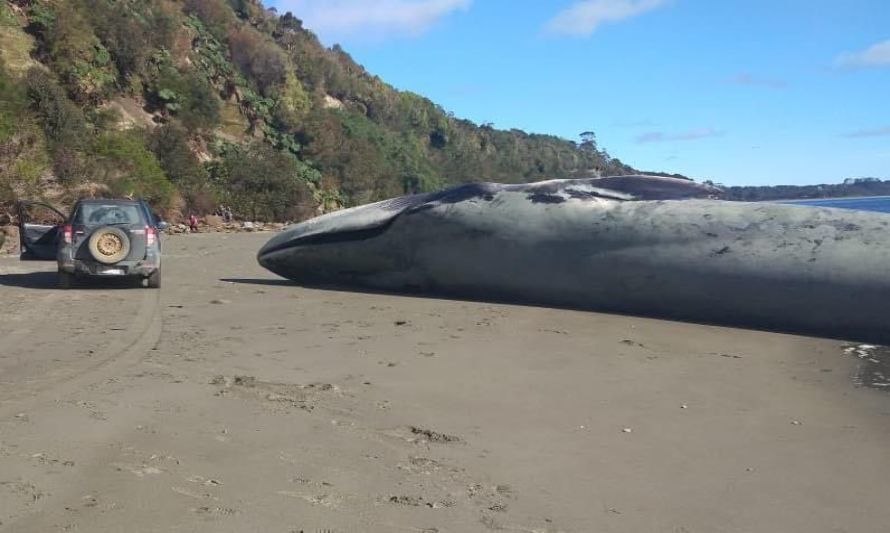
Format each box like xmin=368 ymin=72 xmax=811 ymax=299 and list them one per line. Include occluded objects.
xmin=218 ymin=100 xmax=250 ymax=140
xmin=0 ymin=8 xmax=38 ymax=75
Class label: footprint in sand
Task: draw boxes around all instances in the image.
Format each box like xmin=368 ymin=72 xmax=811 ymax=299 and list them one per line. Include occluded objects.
xmin=211 ymin=375 xmax=340 ymax=413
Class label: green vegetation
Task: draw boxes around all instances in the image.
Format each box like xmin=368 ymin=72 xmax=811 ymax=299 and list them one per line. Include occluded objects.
xmin=147 ymin=59 xmax=221 ymax=131
xmin=724 ymin=178 xmax=890 ymax=202
xmin=0 ymin=60 xmax=48 ymax=206
xmin=210 ymin=142 xmax=318 ymax=221
xmin=91 ymin=130 xmax=175 ymax=208
xmin=147 ymin=123 xmax=212 ymax=211
xmin=24 ymin=68 xmax=88 ymax=149
xmin=0 ymin=0 xmax=634 ymax=221
xmin=0 ymin=59 xmax=24 ymax=141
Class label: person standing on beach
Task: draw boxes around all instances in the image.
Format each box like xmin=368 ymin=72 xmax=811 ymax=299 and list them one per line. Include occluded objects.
xmin=188 ymin=213 xmax=199 ymax=233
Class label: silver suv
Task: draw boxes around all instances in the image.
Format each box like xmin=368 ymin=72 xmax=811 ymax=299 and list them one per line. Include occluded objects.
xmin=17 ymin=198 xmax=167 ymax=289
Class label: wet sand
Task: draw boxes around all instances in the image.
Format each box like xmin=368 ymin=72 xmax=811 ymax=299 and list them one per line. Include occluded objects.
xmin=1 ymin=232 xmax=888 ymax=532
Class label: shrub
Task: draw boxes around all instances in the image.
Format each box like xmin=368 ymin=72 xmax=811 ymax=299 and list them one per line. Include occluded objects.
xmin=24 ymin=68 xmax=88 ymax=148
xmin=92 ymin=130 xmax=175 ymax=209
xmin=147 ymin=124 xmax=214 ymax=212
xmin=0 ymin=2 xmax=16 ymax=27
xmin=32 ymin=2 xmax=117 ymax=103
xmin=228 ymin=27 xmax=287 ymax=95
xmin=88 ymin=0 xmax=176 ymax=81
xmin=51 ymin=146 xmax=92 ymax=185
xmin=272 ymin=72 xmax=311 ymax=132
xmin=0 ymin=61 xmax=26 ymax=141
xmin=185 ymin=16 xmax=236 ymax=90
xmin=179 ymin=74 xmax=221 ymax=131
xmin=216 ymin=142 xmax=317 ymax=221
xmin=149 ymin=64 xmax=221 ymax=131
xmin=184 ymin=0 xmax=235 ymax=42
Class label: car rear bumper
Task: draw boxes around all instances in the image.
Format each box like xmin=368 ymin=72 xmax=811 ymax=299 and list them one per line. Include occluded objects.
xmin=59 ymin=258 xmax=159 ymax=277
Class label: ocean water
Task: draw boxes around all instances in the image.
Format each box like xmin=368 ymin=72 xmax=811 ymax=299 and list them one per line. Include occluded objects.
xmin=780 ymin=196 xmax=890 ymax=214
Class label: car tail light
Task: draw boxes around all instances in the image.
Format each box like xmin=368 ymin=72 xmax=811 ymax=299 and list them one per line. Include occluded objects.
xmin=146 ymin=226 xmax=156 ymax=246
xmin=62 ymin=225 xmax=73 ymax=244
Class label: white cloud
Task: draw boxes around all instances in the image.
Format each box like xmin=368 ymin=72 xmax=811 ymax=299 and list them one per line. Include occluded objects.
xmin=276 ymin=0 xmax=471 ymax=40
xmin=545 ymin=0 xmax=669 ymax=37
xmin=636 ymin=128 xmax=723 ymax=144
xmin=844 ymin=127 xmax=890 ymax=139
xmin=835 ymin=39 xmax=890 ymax=69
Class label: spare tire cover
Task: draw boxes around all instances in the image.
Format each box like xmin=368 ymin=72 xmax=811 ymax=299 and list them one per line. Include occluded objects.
xmin=88 ymin=226 xmax=131 ymax=265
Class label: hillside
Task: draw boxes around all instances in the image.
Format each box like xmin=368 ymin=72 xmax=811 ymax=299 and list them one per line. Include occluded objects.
xmin=0 ymin=0 xmax=633 ymax=222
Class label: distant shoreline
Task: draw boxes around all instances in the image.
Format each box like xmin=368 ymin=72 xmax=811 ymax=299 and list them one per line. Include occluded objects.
xmin=769 ymin=195 xmax=890 ymax=203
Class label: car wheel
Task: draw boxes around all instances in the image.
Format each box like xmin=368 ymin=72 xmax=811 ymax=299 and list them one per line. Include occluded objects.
xmin=147 ymin=268 xmax=161 ymax=289
xmin=58 ymin=271 xmax=74 ymax=289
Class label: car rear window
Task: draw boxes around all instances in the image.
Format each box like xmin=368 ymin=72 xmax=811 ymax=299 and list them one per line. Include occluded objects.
xmin=74 ymin=204 xmax=144 ymax=226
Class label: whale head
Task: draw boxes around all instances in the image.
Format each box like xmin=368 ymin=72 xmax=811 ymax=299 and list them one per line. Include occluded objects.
xmin=257 ymin=175 xmax=721 ymax=284
xmin=257 ymin=191 xmax=439 ymax=284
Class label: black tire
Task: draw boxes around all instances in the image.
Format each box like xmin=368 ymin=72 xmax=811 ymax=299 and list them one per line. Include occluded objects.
xmin=88 ymin=226 xmax=131 ymax=265
xmin=58 ymin=271 xmax=74 ymax=289
xmin=147 ymin=268 xmax=161 ymax=289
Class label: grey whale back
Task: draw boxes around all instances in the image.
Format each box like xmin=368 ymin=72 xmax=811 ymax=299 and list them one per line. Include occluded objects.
xmin=260 ymin=175 xmax=717 ymax=254
xmin=258 ymin=175 xmax=890 ymax=344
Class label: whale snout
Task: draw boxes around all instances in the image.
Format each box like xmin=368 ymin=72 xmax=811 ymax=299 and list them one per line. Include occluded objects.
xmin=257 ymin=192 xmax=435 ymax=281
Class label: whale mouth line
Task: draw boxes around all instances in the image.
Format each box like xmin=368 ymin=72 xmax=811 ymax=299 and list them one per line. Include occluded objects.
xmin=257 ymin=192 xmax=441 ymax=261
xmin=257 ymin=183 xmax=509 ymax=259
xmin=259 ymin=219 xmax=398 ymax=258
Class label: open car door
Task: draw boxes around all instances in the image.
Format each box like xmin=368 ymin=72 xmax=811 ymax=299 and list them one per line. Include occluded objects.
xmin=16 ymin=200 xmax=67 ymax=260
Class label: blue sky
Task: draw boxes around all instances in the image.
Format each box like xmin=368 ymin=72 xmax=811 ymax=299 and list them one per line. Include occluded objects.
xmin=266 ymin=0 xmax=890 ymax=186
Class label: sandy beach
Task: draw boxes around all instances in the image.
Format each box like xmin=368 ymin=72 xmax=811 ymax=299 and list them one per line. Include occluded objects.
xmin=1 ymin=231 xmax=888 ymax=532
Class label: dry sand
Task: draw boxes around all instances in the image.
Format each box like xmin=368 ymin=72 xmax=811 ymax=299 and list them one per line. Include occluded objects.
xmin=0 ymin=232 xmax=888 ymax=532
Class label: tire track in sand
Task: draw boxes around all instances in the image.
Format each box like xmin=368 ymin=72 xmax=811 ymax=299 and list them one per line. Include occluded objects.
xmin=0 ymin=292 xmax=61 ymax=348
xmin=0 ymin=288 xmax=163 ymax=415
xmin=0 ymin=264 xmax=62 ymax=348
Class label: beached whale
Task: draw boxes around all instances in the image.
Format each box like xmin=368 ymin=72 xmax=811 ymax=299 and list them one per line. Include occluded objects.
xmin=258 ymin=175 xmax=890 ymax=343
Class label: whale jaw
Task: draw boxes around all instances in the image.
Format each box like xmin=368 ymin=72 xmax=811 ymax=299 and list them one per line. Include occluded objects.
xmin=257 ymin=192 xmax=438 ymax=264
xmin=256 ymin=193 xmax=432 ymax=284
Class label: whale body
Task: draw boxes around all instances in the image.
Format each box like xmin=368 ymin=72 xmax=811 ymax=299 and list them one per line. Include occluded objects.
xmin=258 ymin=175 xmax=890 ymax=343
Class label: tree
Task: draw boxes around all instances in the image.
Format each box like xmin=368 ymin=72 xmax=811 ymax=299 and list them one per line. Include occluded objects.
xmin=0 ymin=61 xmax=27 ymax=142
xmin=92 ymin=130 xmax=175 ymax=209
xmin=227 ymin=0 xmax=254 ymax=19
xmin=31 ymin=2 xmax=117 ymax=103
xmin=278 ymin=12 xmax=303 ymax=33
xmin=579 ymin=131 xmax=597 ymax=151
xmin=148 ymin=64 xmax=221 ymax=131
xmin=228 ymin=27 xmax=287 ymax=95
xmin=220 ymin=143 xmax=316 ymax=221
xmin=179 ymin=73 xmax=222 ymax=131
xmin=272 ymin=72 xmax=311 ymax=131
xmin=88 ymin=0 xmax=176 ymax=82
xmin=147 ymin=124 xmax=213 ymax=212
xmin=24 ymin=68 xmax=87 ymax=149
xmin=184 ymin=0 xmax=236 ymax=41
xmin=0 ymin=62 xmax=49 ymax=207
